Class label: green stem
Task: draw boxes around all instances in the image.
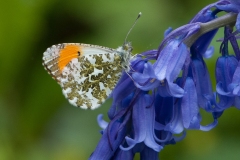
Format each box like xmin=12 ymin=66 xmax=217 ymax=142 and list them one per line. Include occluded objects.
xmin=184 ymin=12 xmax=237 ymax=47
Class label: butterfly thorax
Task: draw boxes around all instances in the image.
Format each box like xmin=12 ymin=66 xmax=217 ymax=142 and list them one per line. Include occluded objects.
xmin=116 ymin=42 xmax=132 ymax=72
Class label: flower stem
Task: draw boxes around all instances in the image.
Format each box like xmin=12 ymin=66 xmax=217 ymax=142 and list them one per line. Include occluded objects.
xmin=184 ymin=13 xmax=237 ymax=47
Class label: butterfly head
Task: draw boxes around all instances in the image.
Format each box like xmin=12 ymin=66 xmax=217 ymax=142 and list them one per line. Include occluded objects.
xmin=123 ymin=41 xmax=133 ymax=52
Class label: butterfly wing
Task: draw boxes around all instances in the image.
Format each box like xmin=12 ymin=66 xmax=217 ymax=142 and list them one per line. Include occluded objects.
xmin=43 ymin=43 xmax=123 ymax=109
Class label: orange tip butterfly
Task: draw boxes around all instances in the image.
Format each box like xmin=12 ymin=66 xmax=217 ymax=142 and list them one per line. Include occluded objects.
xmin=42 ymin=12 xmax=141 ymax=109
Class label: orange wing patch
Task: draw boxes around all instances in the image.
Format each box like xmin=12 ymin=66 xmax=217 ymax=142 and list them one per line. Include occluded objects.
xmin=58 ymin=44 xmax=82 ymax=72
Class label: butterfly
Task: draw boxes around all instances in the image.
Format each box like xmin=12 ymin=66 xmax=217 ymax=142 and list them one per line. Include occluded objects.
xmin=42 ymin=42 xmax=132 ymax=109
xmin=42 ymin=12 xmax=141 ymax=109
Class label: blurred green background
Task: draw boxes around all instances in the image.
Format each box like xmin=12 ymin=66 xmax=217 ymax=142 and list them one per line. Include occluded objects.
xmin=1 ymin=0 xmax=240 ymax=159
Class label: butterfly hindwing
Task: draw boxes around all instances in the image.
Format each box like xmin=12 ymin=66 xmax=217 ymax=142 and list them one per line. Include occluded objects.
xmin=43 ymin=43 xmax=124 ymax=109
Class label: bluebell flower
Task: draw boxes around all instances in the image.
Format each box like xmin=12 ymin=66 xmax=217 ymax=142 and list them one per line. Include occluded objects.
xmin=189 ymin=53 xmax=214 ymax=110
xmin=119 ymin=93 xmax=162 ymax=152
xmin=133 ymin=23 xmax=200 ymax=97
xmin=227 ymin=62 xmax=240 ymax=109
xmin=216 ymin=0 xmax=240 ymax=31
xmin=215 ymin=55 xmax=237 ymax=106
xmin=182 ymin=9 xmax=217 ymax=114
xmin=190 ymin=10 xmax=218 ymax=58
xmin=90 ymin=1 xmax=239 ymax=159
xmin=211 ymin=27 xmax=240 ymax=111
xmin=214 ymin=27 xmax=238 ymax=112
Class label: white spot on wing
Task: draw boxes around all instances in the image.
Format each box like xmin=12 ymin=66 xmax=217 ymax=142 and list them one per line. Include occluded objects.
xmin=85 ymin=88 xmax=100 ymax=109
xmin=85 ymin=55 xmax=96 ymax=64
xmin=62 ymin=87 xmax=72 ymax=97
xmin=99 ymin=82 xmax=105 ymax=90
xmin=92 ymin=67 xmax=103 ymax=76
xmin=81 ymin=104 xmax=88 ymax=109
xmin=105 ymin=87 xmax=112 ymax=96
xmin=69 ymin=97 xmax=78 ymax=106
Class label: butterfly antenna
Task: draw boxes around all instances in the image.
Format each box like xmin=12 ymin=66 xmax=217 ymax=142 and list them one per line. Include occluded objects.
xmin=124 ymin=12 xmax=142 ymax=44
